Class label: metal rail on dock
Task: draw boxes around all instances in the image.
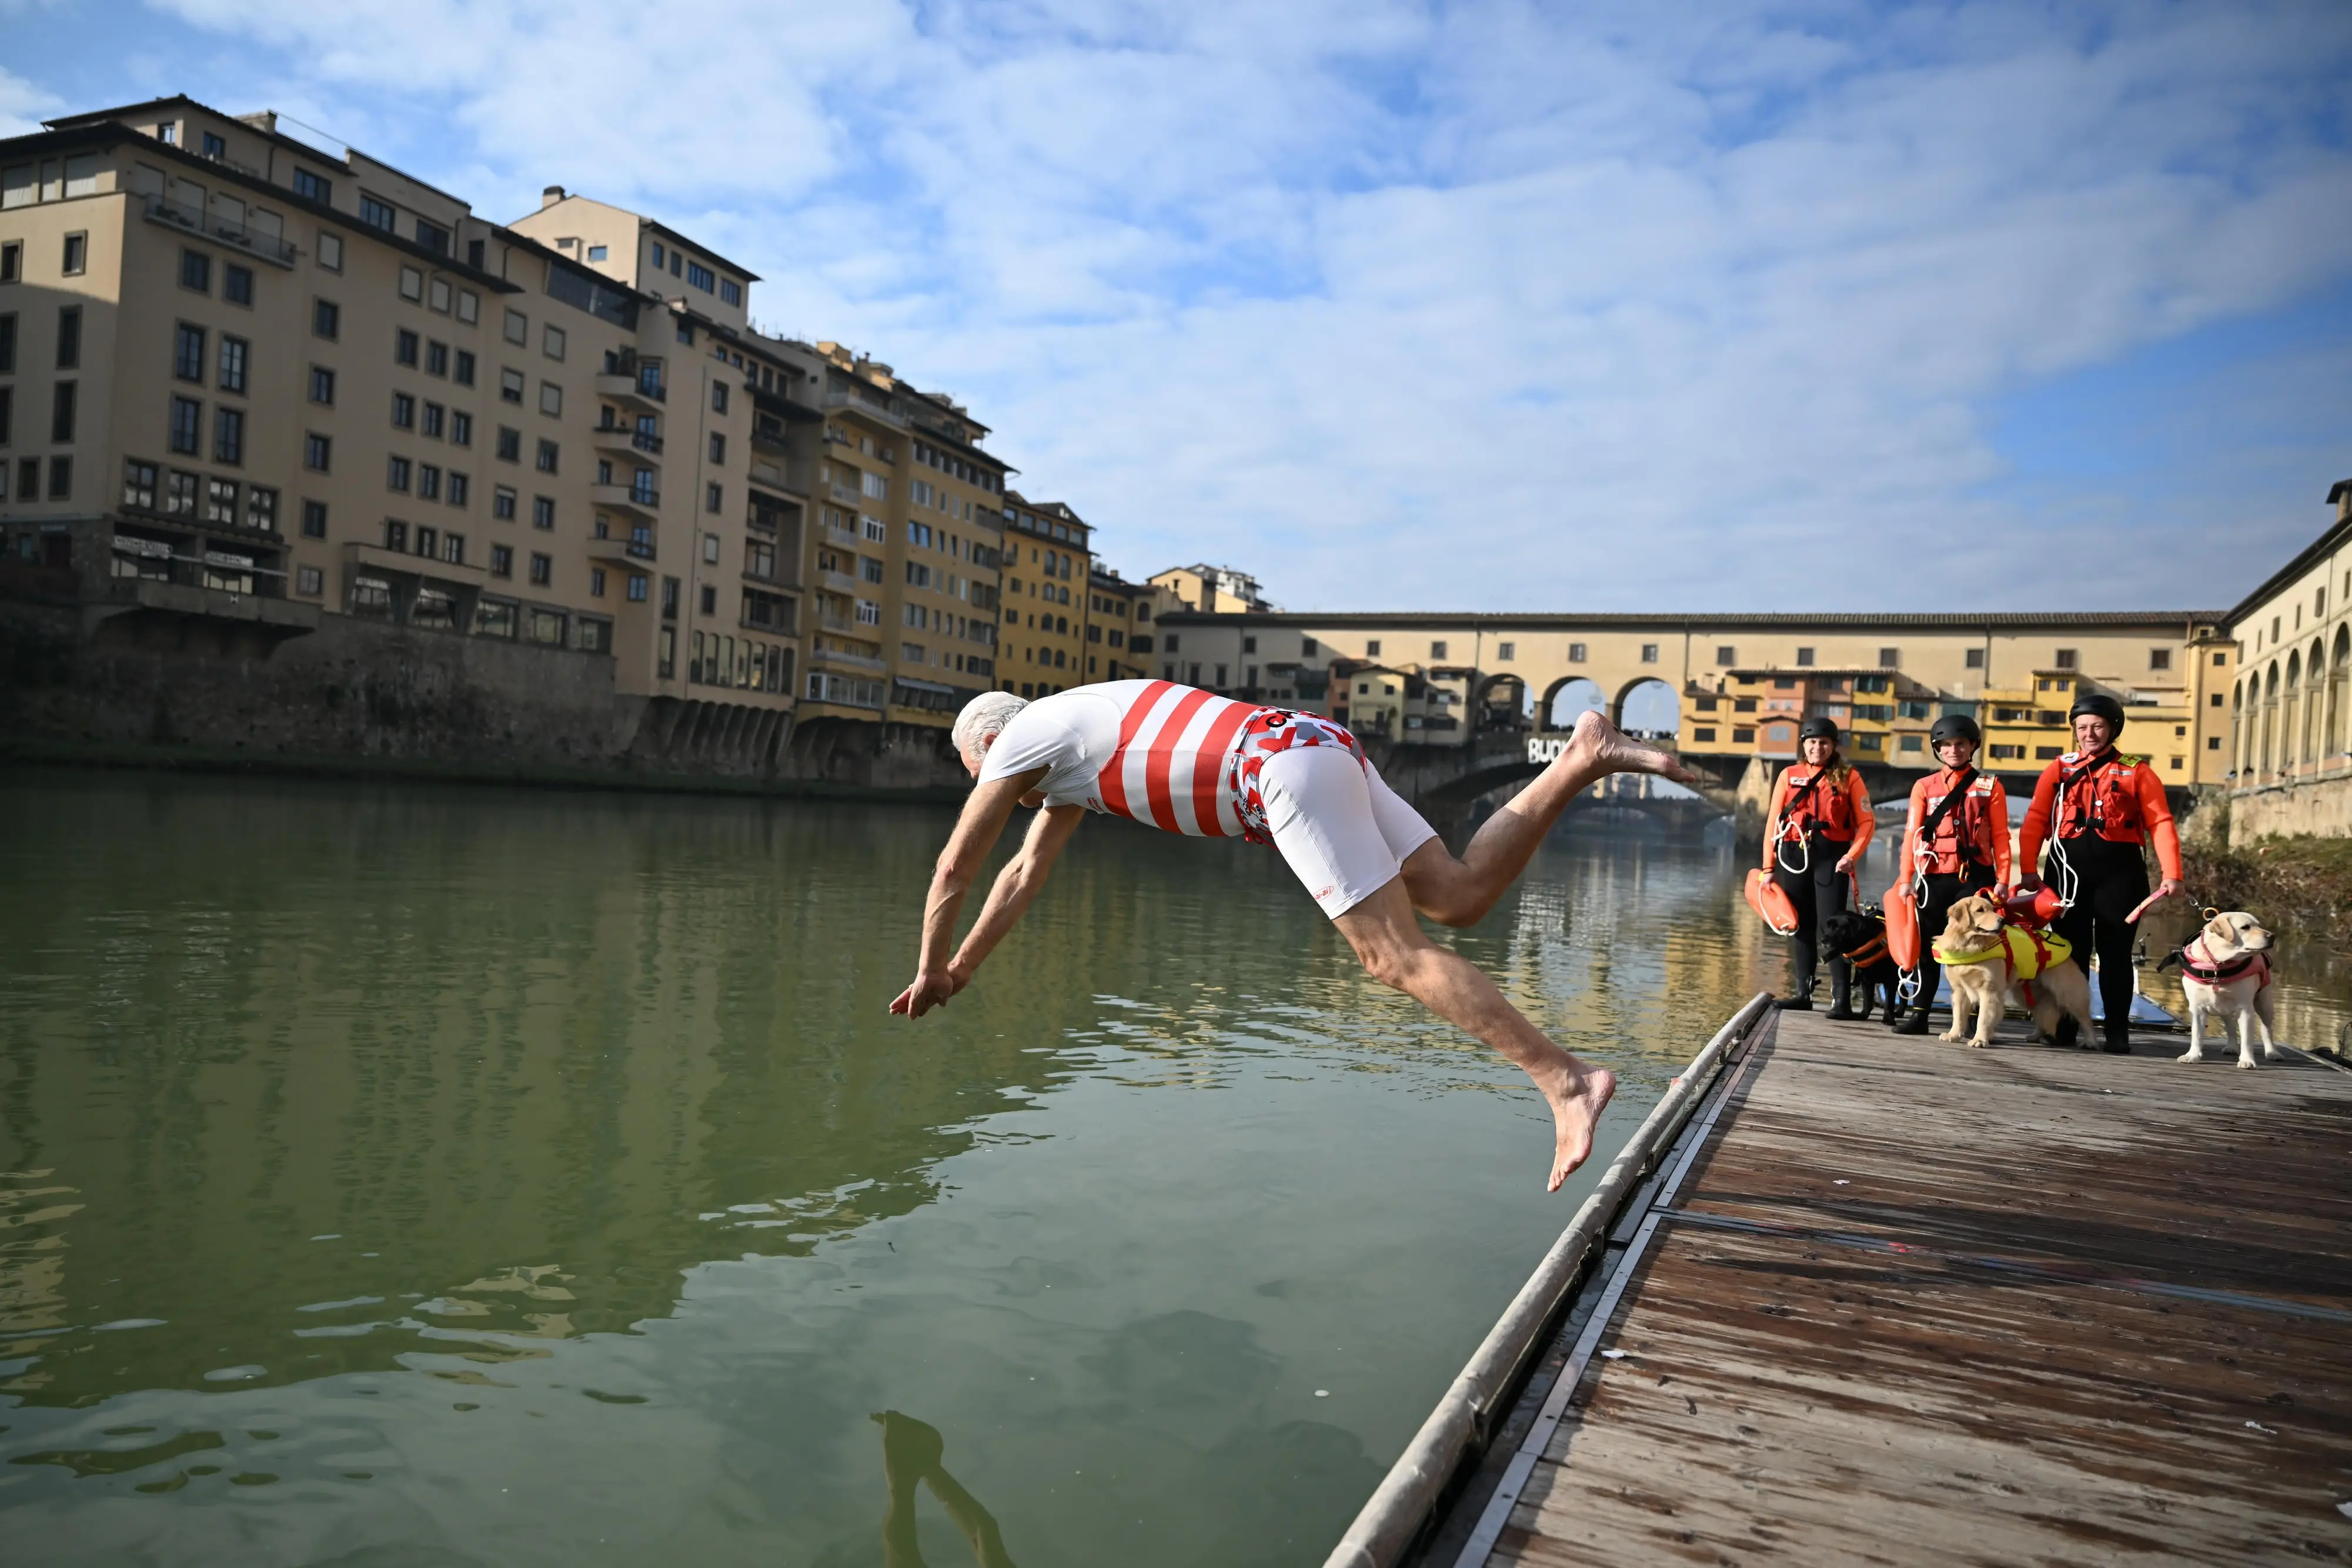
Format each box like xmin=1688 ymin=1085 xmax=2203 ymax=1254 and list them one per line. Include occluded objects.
xmin=1320 ymin=989 xmax=1776 ymax=1568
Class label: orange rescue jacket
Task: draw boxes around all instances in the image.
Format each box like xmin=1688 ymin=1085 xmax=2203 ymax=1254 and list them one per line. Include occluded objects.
xmin=2019 ymin=749 xmax=2181 ymax=881
xmin=1764 ymin=763 xmax=1874 ymax=864
xmin=1903 ymin=767 xmax=2010 ymax=883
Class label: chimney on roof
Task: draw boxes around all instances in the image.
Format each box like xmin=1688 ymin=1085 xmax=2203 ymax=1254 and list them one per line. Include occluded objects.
xmin=541 ymin=185 xmax=566 ymax=209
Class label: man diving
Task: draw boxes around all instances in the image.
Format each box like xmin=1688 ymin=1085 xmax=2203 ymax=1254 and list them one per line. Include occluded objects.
xmin=891 ymin=681 xmax=1699 ymax=1192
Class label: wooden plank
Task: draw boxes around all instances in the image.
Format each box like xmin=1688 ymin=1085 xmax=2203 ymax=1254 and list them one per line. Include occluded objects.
xmin=1479 ymin=1013 xmax=2352 ymax=1566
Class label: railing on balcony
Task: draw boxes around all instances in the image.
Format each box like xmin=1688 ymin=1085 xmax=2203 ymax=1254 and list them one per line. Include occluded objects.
xmin=627 ymin=529 xmax=656 ymax=560
xmin=828 ymin=482 xmax=861 ymax=506
xmin=819 ymin=569 xmax=859 ymax=594
xmin=596 ymin=422 xmax=664 ymax=455
xmin=141 ymin=193 xmax=298 ymax=268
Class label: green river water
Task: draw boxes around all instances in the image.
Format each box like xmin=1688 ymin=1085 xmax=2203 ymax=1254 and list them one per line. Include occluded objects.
xmin=2 ymin=770 xmax=2346 ymax=1567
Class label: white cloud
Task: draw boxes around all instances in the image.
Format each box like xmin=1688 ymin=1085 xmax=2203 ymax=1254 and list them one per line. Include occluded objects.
xmin=0 ymin=61 xmax=61 ymax=138
xmin=123 ymin=0 xmax=2352 ymax=609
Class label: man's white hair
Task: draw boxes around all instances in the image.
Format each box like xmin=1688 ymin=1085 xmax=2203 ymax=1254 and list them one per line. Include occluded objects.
xmin=953 ymin=691 xmax=1029 ymax=760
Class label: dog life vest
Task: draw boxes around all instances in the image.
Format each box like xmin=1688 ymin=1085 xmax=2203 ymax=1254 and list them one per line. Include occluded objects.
xmin=1933 ymin=925 xmax=2074 ymax=1008
xmin=1907 ymin=767 xmax=2009 ymax=880
xmin=1933 ymin=925 xmax=2072 ymax=977
xmin=2173 ymin=937 xmax=2273 ymax=991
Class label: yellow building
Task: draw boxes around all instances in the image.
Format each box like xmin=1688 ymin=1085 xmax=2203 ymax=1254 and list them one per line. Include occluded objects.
xmin=1148 ymin=561 xmax=1272 ymax=614
xmin=999 ymin=494 xmax=1089 ymax=697
xmin=1085 ymin=564 xmax=1158 ymax=682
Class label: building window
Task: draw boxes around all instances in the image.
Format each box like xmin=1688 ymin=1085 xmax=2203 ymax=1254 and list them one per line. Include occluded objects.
xmin=0 ymin=313 xmax=13 ymax=374
xmin=426 ymin=341 xmax=449 ymax=377
xmin=313 ymin=298 xmax=340 ymax=339
xmin=422 ymin=403 xmax=445 ymax=439
xmin=204 ymin=476 xmax=238 ymax=523
xmin=500 ymin=368 xmax=524 ymax=404
xmin=543 ymin=324 xmax=566 ymax=361
xmin=493 ymin=486 xmax=517 ymax=520
xmin=213 ymin=334 xmax=249 ymax=394
xmin=415 ymin=219 xmax=450 ymax=256
xmin=296 ymin=564 xmax=323 ymax=596
xmin=535 ymin=439 xmax=559 ymax=474
xmin=61 ymin=232 xmax=87 ymax=275
xmin=392 ymin=392 xmax=416 ymax=429
xmin=455 ymin=350 xmax=476 ymax=387
xmin=398 ymin=266 xmax=423 ymax=302
xmin=180 ymin=249 xmax=211 ymax=292
xmin=163 ymin=469 xmax=198 ymax=515
xmin=309 ymin=365 xmax=335 ymax=405
xmin=1795 ymin=647 xmax=1815 ymax=667
xmin=590 ymin=567 xmax=607 ymax=597
xmin=2054 ymin=648 xmax=2079 ymax=670
xmin=1965 ymin=647 xmax=1985 ymax=669
xmin=213 ymin=406 xmax=243 ymax=465
xmin=532 ymin=495 xmax=554 ymax=529
xmin=529 ymin=552 xmax=552 ymax=586
xmin=1641 ymin=643 xmax=1659 ymax=663
xmin=1429 ymin=639 xmax=1446 ymax=658
xmin=317 ymin=230 xmax=343 ymax=270
xmin=490 ymin=543 xmax=513 ymax=578
xmin=0 ymin=242 xmax=16 ymax=284
xmin=447 ymin=472 xmax=469 ymax=507
xmin=1568 ymin=642 xmax=1587 ymax=663
xmin=302 ymin=499 xmax=328 ymax=538
xmin=700 ymin=584 xmax=717 ymax=614
xmin=720 ymin=279 xmax=742 ymax=307
xmin=53 ymin=306 xmax=80 ymax=370
xmin=294 ymin=168 xmax=332 ymax=203
xmin=539 ymin=382 xmax=562 ymax=417
xmin=2149 ymin=647 xmax=2172 ymax=671
xmin=173 ymin=323 xmax=206 ymax=382
xmin=396 ymin=329 xmax=420 ymax=367
xmin=418 ymin=463 xmax=442 ymax=501
xmin=504 ymin=309 xmax=527 ymax=346
xmin=497 ymin=427 xmax=521 ymax=462
xmin=627 ymin=574 xmax=648 ymax=602
xmin=688 ymin=260 xmax=716 ymax=292
xmin=1363 ymin=638 xmax=1380 ymax=657
xmin=706 ymin=482 xmax=723 ymax=514
xmin=169 ymin=395 xmax=202 ymax=454
xmin=709 ymin=432 xmax=726 ymax=464
xmin=387 ymin=455 xmax=412 ymax=492
xmin=122 ymin=459 xmax=158 ymax=509
xmin=222 ymin=263 xmax=253 ymax=307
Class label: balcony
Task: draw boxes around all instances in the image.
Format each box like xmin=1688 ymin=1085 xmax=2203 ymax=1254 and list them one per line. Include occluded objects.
xmin=828 ymin=482 xmax=862 ymax=506
xmin=591 ymin=483 xmax=660 ymax=520
xmin=594 ymin=423 xmax=663 ymax=460
xmin=591 ymin=528 xmax=657 ymax=564
xmin=819 ymin=569 xmax=859 ymax=595
xmin=594 ymin=370 xmax=666 ymax=410
xmin=140 ymin=193 xmax=299 ymax=268
xmin=813 ymin=645 xmax=886 ymax=673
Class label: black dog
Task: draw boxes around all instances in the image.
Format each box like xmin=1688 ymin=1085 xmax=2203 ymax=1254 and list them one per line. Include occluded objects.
xmin=1820 ymin=910 xmax=1903 ymax=1024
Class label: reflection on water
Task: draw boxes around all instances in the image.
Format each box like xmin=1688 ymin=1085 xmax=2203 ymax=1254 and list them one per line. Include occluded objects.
xmin=2 ymin=771 xmax=2344 ymax=1564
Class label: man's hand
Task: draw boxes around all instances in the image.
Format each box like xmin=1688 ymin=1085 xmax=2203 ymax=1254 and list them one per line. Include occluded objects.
xmin=1834 ymin=852 xmax=1856 ymax=874
xmin=889 ymin=964 xmax=967 ymax=1018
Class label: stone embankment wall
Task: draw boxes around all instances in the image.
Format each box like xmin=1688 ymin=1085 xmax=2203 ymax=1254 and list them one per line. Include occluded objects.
xmin=2226 ymin=771 xmax=2352 ymax=844
xmin=0 ymin=599 xmax=967 ymax=796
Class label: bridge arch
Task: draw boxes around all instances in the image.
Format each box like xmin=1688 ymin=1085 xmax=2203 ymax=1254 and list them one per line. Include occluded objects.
xmin=1614 ymin=676 xmax=1681 ymax=739
xmin=1541 ymin=676 xmax=1607 ymax=730
xmin=1473 ymin=672 xmax=1529 ymax=732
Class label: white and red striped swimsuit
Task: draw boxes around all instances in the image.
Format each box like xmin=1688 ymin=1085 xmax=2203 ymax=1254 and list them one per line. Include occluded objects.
xmin=981 ymin=679 xmax=1365 ymax=844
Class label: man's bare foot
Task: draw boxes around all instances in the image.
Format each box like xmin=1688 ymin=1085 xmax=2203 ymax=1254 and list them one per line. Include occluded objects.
xmin=1530 ymin=1060 xmax=1617 ymax=1192
xmin=1566 ymin=710 xmax=1700 ymax=788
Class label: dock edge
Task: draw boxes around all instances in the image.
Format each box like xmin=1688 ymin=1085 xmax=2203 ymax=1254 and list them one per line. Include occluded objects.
xmin=1319 ymin=989 xmax=1777 ymax=1568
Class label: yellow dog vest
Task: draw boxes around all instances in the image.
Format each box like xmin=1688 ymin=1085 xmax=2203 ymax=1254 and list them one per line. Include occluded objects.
xmin=1934 ymin=926 xmax=2072 ymax=978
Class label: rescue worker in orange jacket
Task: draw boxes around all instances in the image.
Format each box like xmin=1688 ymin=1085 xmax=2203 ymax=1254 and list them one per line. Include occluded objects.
xmin=1763 ymin=717 xmax=1876 ymax=1015
xmin=2017 ymin=691 xmax=2183 ymax=1052
xmin=1887 ymin=714 xmax=2010 ymax=1035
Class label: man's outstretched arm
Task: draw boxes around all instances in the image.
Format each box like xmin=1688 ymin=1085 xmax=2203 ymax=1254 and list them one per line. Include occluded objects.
xmin=890 ymin=769 xmax=1060 ymax=1017
xmin=947 ymin=802 xmax=1087 ymax=982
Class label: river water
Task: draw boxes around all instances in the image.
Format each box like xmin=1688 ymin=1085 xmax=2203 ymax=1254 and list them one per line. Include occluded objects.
xmin=2 ymin=772 xmax=2345 ymax=1567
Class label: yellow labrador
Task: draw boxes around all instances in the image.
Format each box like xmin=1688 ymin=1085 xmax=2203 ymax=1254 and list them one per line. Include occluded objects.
xmin=1934 ymin=894 xmax=2096 ymax=1049
xmin=2174 ymin=911 xmax=2281 ymax=1070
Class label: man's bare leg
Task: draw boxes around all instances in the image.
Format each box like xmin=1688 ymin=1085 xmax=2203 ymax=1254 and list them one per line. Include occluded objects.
xmin=1404 ymin=710 xmax=1701 ymax=928
xmin=1333 ymin=878 xmax=1615 ymax=1192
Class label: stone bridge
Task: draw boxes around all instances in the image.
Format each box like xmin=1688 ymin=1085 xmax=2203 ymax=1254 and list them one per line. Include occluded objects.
xmin=1361 ymin=725 xmax=1742 ymax=835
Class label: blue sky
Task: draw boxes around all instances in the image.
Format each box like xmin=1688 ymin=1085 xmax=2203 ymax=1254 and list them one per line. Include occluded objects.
xmin=8 ymin=0 xmax=2351 ymax=614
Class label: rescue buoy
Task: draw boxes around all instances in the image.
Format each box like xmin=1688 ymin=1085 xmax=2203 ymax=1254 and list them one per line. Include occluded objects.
xmin=1744 ymin=868 xmax=1800 ymax=935
xmin=2003 ymin=885 xmax=2064 ymax=930
xmin=1883 ymin=878 xmax=1921 ymax=971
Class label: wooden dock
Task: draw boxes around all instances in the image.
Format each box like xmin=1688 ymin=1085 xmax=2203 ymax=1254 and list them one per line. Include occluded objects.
xmin=1332 ymin=1002 xmax=2352 ymax=1567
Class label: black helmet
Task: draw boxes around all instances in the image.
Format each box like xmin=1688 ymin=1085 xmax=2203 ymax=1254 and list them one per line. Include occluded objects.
xmin=1929 ymin=714 xmax=1981 ymax=747
xmin=2068 ymin=691 xmax=2126 ymax=733
xmin=1798 ymin=716 xmax=1839 ymax=743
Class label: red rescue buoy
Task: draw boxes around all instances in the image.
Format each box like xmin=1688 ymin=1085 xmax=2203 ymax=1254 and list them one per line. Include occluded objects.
xmin=1883 ymin=878 xmax=1922 ymax=971
xmin=2004 ymin=885 xmax=2064 ymax=929
xmin=1744 ymin=868 xmax=1800 ymax=936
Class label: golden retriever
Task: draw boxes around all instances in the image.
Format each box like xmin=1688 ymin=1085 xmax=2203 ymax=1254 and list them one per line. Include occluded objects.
xmin=1936 ymin=894 xmax=2096 ymax=1049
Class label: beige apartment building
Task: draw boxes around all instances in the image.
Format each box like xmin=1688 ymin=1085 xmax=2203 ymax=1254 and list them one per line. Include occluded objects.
xmin=2223 ymin=479 xmax=2351 ymax=838
xmin=1150 ymin=561 xmax=1273 ymax=614
xmin=0 ymin=94 xmax=1041 ymax=773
